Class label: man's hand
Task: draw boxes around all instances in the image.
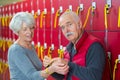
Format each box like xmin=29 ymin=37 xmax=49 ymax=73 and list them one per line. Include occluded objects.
xmin=50 ymin=59 xmax=69 ymax=75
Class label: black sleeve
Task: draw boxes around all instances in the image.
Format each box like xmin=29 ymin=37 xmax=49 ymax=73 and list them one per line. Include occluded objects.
xmin=51 ymin=72 xmax=65 ymax=80
xmin=68 ymin=42 xmax=106 ymax=80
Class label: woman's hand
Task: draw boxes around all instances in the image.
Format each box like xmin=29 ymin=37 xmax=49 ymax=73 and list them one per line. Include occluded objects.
xmin=43 ymin=56 xmax=52 ymax=67
xmin=43 ymin=56 xmax=63 ymax=67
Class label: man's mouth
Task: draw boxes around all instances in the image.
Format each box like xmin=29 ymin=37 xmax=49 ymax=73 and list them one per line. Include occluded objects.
xmin=66 ymin=32 xmax=74 ymax=37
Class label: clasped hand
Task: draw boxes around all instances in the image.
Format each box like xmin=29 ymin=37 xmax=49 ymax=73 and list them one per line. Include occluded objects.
xmin=43 ymin=56 xmax=69 ymax=75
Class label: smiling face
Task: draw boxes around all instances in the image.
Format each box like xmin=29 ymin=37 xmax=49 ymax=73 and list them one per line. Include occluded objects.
xmin=59 ymin=12 xmax=83 ymax=43
xmin=17 ymin=22 xmax=35 ymax=43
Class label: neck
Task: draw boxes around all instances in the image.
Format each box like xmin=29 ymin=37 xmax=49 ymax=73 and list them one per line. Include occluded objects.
xmin=16 ymin=39 xmax=32 ymax=49
xmin=73 ymin=30 xmax=84 ymax=45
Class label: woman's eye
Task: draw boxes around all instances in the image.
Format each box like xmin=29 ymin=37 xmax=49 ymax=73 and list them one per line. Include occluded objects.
xmin=30 ymin=27 xmax=35 ymax=30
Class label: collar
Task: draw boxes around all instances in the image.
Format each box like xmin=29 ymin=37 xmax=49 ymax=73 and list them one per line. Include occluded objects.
xmin=66 ymin=31 xmax=88 ymax=53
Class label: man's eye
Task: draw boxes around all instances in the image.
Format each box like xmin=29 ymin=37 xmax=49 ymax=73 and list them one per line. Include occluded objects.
xmin=61 ymin=26 xmax=65 ymax=30
xmin=68 ymin=23 xmax=72 ymax=26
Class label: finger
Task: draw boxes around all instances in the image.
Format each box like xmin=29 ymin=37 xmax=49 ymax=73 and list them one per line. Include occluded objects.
xmin=43 ymin=60 xmax=51 ymax=67
xmin=44 ymin=56 xmax=50 ymax=60
xmin=53 ymin=62 xmax=65 ymax=67
xmin=52 ymin=57 xmax=61 ymax=62
xmin=56 ymin=69 xmax=68 ymax=75
xmin=43 ymin=61 xmax=50 ymax=66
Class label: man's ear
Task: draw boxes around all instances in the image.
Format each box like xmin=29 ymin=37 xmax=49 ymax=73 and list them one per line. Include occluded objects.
xmin=77 ymin=21 xmax=82 ymax=28
xmin=79 ymin=20 xmax=83 ymax=29
xmin=77 ymin=25 xmax=80 ymax=29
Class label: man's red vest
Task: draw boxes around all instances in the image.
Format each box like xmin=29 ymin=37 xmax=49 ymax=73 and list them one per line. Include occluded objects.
xmin=64 ymin=31 xmax=103 ymax=80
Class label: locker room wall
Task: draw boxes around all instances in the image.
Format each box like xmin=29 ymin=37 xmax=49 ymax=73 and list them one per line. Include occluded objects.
xmin=0 ymin=0 xmax=120 ymax=80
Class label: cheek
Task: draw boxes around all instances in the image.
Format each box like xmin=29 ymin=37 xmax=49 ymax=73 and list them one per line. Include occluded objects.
xmin=31 ymin=30 xmax=34 ymax=33
xmin=74 ymin=31 xmax=79 ymax=38
xmin=77 ymin=26 xmax=80 ymax=29
xmin=31 ymin=31 xmax=34 ymax=34
xmin=19 ymin=32 xmax=25 ymax=37
xmin=31 ymin=32 xmax=34 ymax=37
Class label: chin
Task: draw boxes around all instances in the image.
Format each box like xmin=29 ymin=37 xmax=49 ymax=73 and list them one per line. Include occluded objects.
xmin=67 ymin=37 xmax=73 ymax=41
xmin=26 ymin=39 xmax=32 ymax=42
xmin=67 ymin=38 xmax=72 ymax=42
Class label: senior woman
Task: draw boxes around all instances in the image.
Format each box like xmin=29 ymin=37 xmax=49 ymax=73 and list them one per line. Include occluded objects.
xmin=8 ymin=12 xmax=69 ymax=80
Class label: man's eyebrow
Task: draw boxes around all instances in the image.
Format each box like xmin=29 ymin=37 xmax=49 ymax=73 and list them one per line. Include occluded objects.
xmin=60 ymin=21 xmax=72 ymax=27
xmin=66 ymin=21 xmax=71 ymax=24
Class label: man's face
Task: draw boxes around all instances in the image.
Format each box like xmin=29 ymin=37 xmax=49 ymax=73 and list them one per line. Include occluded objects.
xmin=59 ymin=15 xmax=82 ymax=43
xmin=18 ymin=23 xmax=35 ymax=42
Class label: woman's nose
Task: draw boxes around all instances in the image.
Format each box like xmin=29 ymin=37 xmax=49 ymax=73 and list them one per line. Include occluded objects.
xmin=26 ymin=28 xmax=32 ymax=33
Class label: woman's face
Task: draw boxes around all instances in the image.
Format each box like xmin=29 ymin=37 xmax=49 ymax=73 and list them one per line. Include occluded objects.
xmin=18 ymin=23 xmax=35 ymax=42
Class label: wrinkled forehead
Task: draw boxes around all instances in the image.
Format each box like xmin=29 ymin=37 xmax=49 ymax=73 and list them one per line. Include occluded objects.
xmin=21 ymin=22 xmax=35 ymax=28
xmin=59 ymin=14 xmax=74 ymax=26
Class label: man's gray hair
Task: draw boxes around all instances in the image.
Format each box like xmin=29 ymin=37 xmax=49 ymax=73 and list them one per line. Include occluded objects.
xmin=9 ymin=12 xmax=35 ymax=35
xmin=59 ymin=11 xmax=80 ymax=24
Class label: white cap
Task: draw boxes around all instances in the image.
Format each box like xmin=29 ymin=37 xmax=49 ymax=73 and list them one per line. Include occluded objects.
xmin=51 ymin=44 xmax=54 ymax=50
xmin=118 ymin=54 xmax=120 ymax=63
xmin=44 ymin=43 xmax=47 ymax=49
xmin=38 ymin=42 xmax=40 ymax=47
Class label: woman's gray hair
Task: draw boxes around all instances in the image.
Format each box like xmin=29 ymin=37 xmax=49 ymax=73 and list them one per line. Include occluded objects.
xmin=9 ymin=12 xmax=35 ymax=35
